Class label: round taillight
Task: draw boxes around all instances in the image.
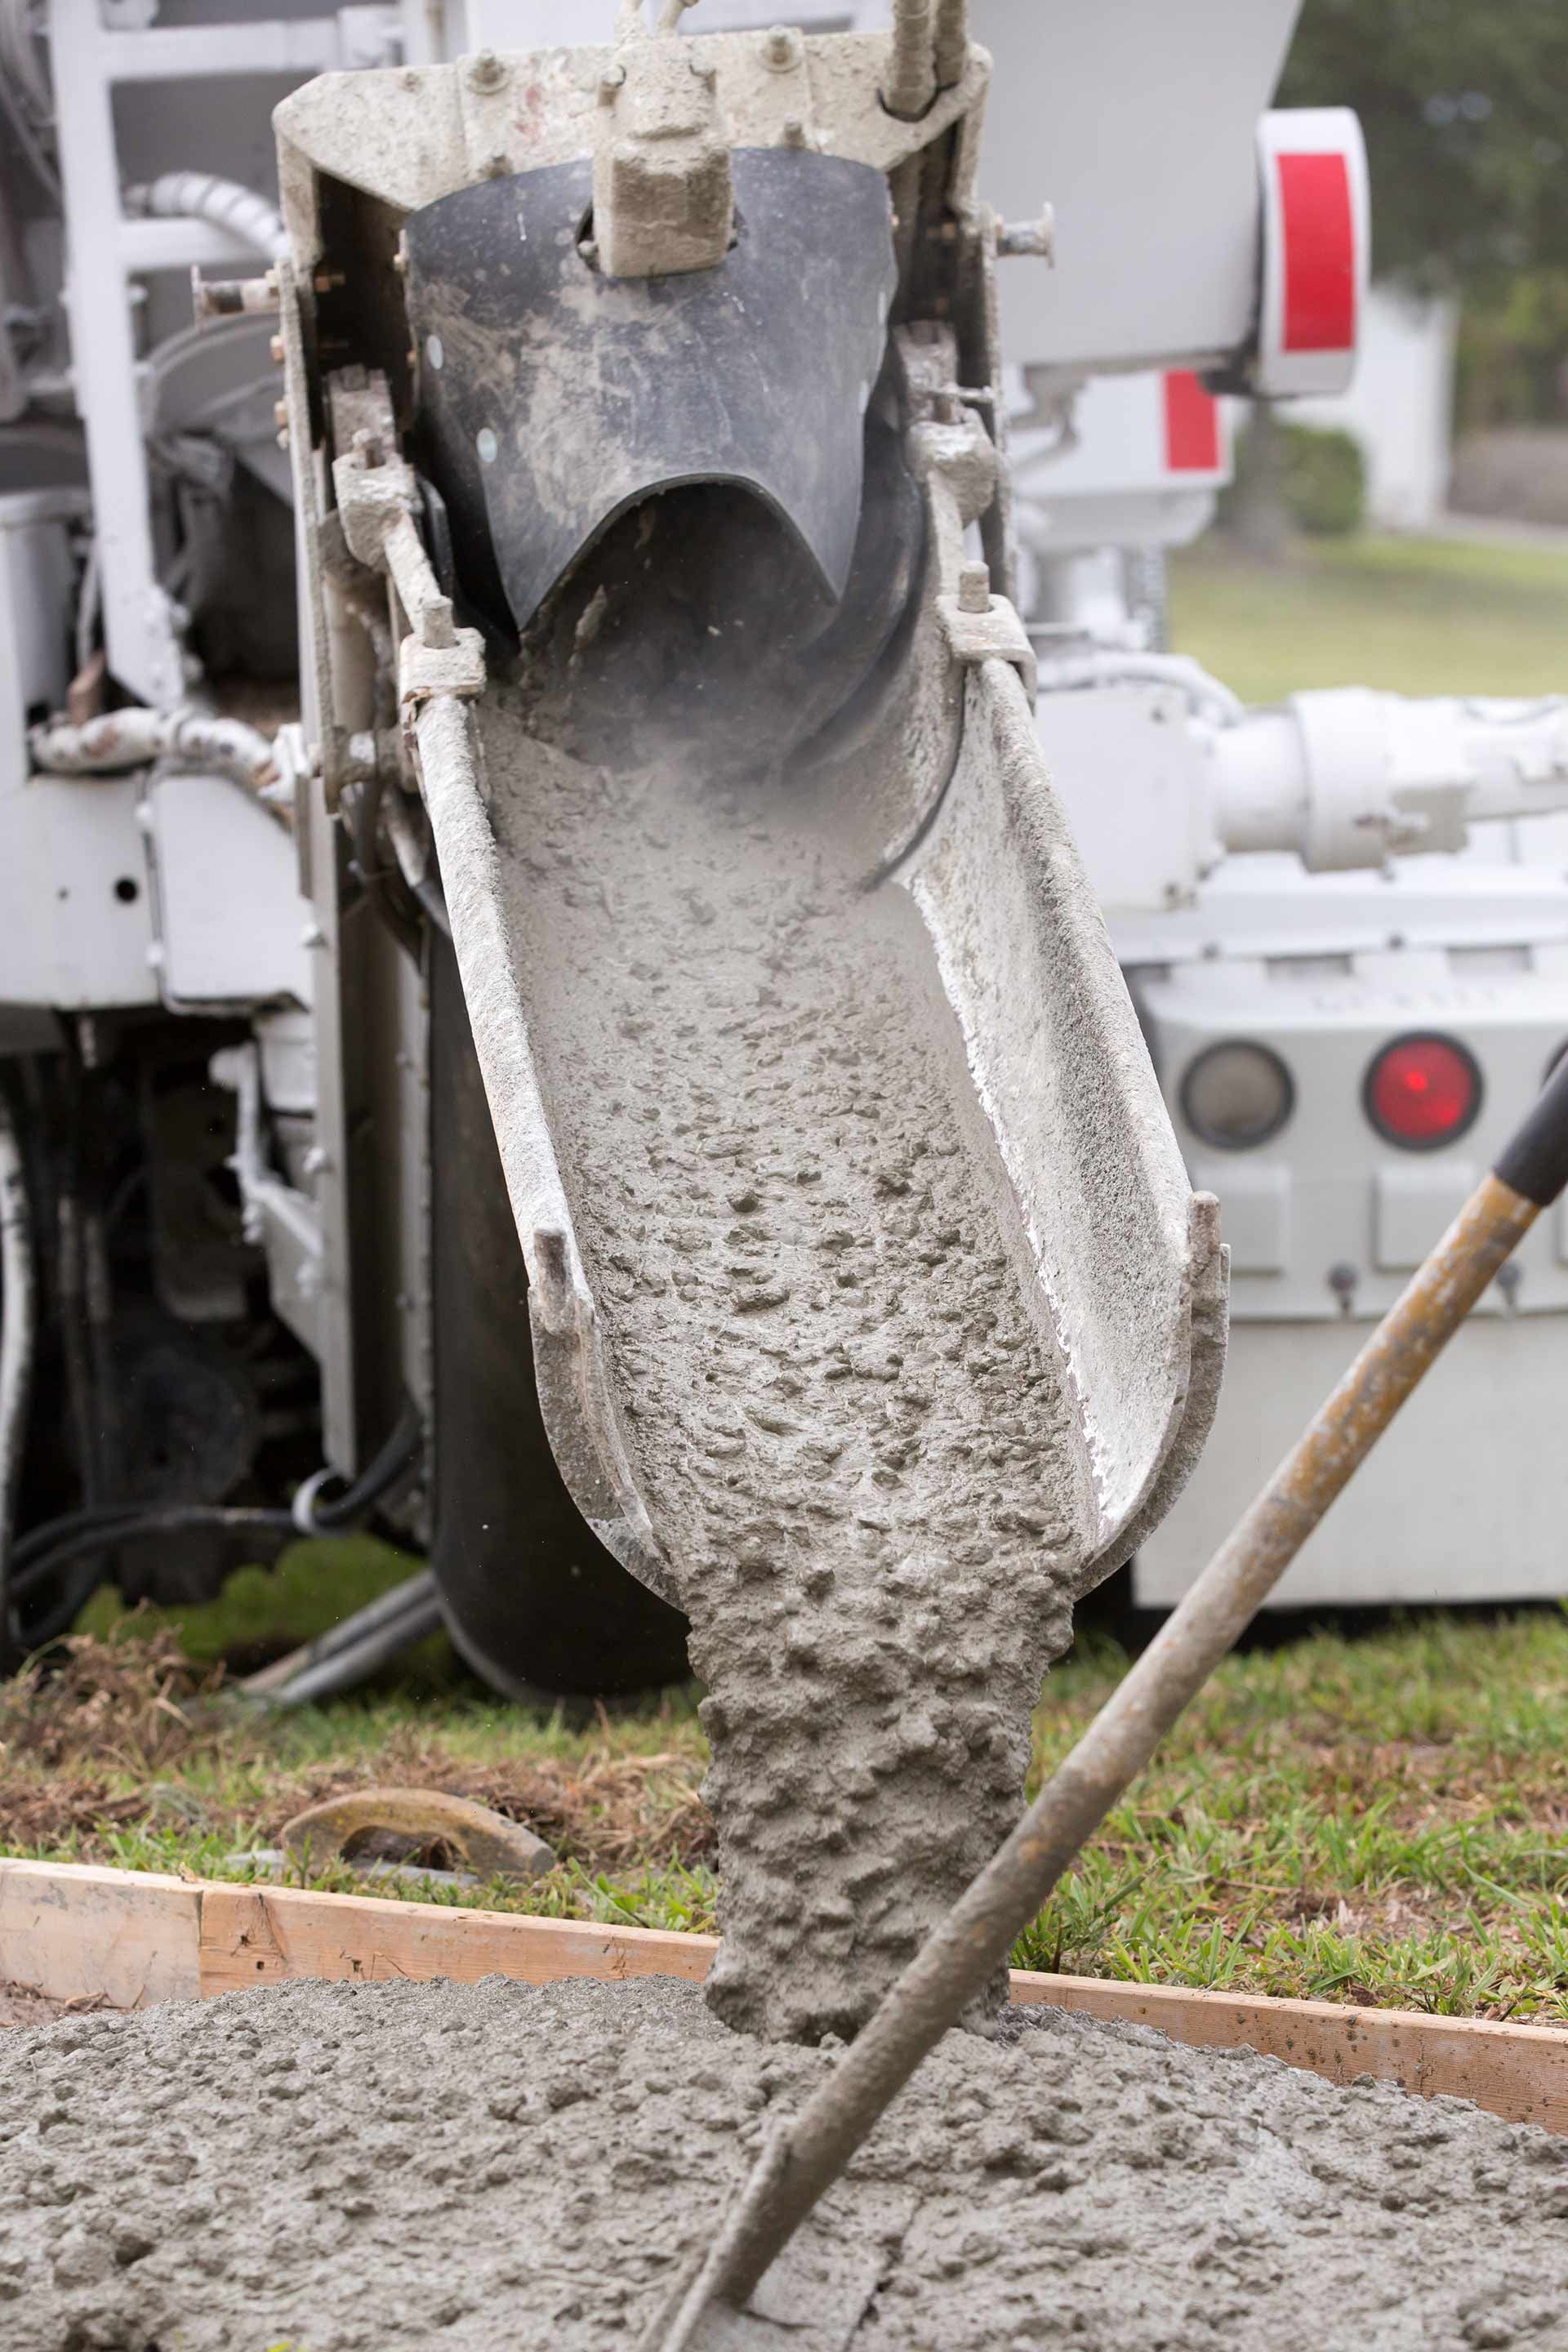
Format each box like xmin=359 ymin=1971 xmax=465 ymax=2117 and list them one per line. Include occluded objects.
xmin=1180 ymin=1041 xmax=1294 ymax=1151
xmin=1364 ymin=1033 xmax=1481 ymax=1150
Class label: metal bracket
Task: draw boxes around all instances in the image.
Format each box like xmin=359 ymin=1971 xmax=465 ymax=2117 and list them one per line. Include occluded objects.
xmin=936 ymin=568 xmax=1037 ymax=702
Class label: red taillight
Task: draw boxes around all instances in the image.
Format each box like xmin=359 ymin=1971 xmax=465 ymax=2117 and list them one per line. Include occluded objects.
xmin=1364 ymin=1034 xmax=1481 ymax=1150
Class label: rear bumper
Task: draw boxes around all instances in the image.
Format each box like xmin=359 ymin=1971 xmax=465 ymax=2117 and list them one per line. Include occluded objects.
xmin=1135 ymin=1310 xmax=1568 ymax=1607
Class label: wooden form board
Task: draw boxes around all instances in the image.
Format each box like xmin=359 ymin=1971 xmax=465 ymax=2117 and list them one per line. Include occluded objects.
xmin=4 ymin=1857 xmax=1565 ymax=2132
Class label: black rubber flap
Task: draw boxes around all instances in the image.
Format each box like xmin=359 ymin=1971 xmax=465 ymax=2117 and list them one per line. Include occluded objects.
xmin=403 ymin=148 xmax=896 ymax=633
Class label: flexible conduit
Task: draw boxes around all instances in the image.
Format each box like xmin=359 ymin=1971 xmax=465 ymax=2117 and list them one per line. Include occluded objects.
xmin=122 ymin=172 xmax=287 ymax=261
xmin=29 ymin=707 xmax=283 ymax=805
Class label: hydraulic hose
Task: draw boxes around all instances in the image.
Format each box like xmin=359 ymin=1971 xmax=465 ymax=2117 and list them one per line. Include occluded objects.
xmin=122 ymin=172 xmax=287 ymax=262
xmin=0 ymin=1094 xmax=36 ymax=1675
xmin=3 ymin=1403 xmax=425 ymax=1660
xmin=29 ymin=707 xmax=281 ymax=802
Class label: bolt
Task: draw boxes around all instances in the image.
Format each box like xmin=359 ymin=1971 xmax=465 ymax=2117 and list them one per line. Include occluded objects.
xmin=483 ymin=150 xmax=510 ymax=177
xmin=273 ymin=398 xmax=289 ymax=429
xmin=276 ymin=428 xmax=290 ymax=450
xmin=467 ymin=46 xmax=506 ymax=91
xmin=957 ymin=560 xmax=991 ymax=614
xmin=270 ymin=332 xmax=285 ymax=364
xmin=1327 ymin=1263 xmax=1359 ymax=1316
xmin=689 ymin=51 xmax=717 ymax=80
xmin=313 ymin=269 xmax=345 ymax=294
xmin=782 ymin=114 xmax=806 ymax=146
xmin=402 ymin=68 xmax=420 ymax=91
xmin=599 ymin=62 xmax=626 ymax=100
xmin=392 ymin=243 xmax=408 ymax=276
xmin=764 ymin=24 xmax=796 ymax=68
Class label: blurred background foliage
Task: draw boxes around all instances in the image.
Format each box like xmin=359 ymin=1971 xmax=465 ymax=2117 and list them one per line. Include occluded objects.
xmin=1283 ymin=0 xmax=1568 ymax=428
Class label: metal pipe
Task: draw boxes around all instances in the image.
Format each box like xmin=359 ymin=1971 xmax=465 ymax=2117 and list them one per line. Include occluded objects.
xmin=242 ymin=1569 xmax=442 ymax=1704
xmin=645 ymin=1054 xmax=1568 ymax=2348
xmin=0 ymin=1094 xmax=36 ymax=1673
xmin=883 ymin=0 xmax=936 ymax=120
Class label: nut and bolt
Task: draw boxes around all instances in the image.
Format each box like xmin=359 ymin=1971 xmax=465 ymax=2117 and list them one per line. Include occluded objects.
xmin=467 ymin=46 xmax=506 ymax=91
xmin=273 ymin=398 xmax=290 ymax=430
xmin=599 ymin=61 xmax=626 ymax=100
xmin=782 ymin=114 xmax=807 ymax=147
xmin=764 ymin=24 xmax=797 ymax=68
xmin=270 ymin=332 xmax=285 ymax=364
xmin=957 ymin=560 xmax=991 ymax=615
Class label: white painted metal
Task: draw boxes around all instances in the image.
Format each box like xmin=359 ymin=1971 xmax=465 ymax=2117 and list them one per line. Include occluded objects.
xmin=1013 ymin=372 xmax=1227 ymax=559
xmin=142 ymin=771 xmax=314 ymax=1009
xmin=47 ymin=0 xmax=184 ymax=708
xmin=0 ymin=488 xmax=84 ymax=764
xmin=0 ymin=771 xmax=158 ymax=1009
xmin=1137 ymin=1310 xmax=1568 ymax=1607
xmin=971 ymin=0 xmax=1301 ymax=376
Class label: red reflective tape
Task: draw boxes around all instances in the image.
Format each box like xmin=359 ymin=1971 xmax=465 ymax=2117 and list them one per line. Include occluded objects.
xmin=1278 ymin=149 xmax=1356 ymax=352
xmin=1163 ymin=371 xmax=1219 ymax=472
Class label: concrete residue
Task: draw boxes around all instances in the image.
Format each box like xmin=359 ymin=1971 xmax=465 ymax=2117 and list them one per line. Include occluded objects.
xmin=2 ymin=1976 xmax=1564 ymax=2350
xmin=482 ymin=694 xmax=1085 ymax=2041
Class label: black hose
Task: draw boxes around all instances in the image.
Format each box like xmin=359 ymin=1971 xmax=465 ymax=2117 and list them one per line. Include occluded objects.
xmin=9 ymin=1505 xmax=296 ymax=1650
xmin=296 ymin=1395 xmax=425 ymax=1533
xmin=3 ymin=1402 xmax=426 ymax=1659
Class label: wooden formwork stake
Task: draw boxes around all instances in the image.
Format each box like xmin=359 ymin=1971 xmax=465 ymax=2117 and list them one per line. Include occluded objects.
xmin=645 ymin=1058 xmax=1568 ymax=2350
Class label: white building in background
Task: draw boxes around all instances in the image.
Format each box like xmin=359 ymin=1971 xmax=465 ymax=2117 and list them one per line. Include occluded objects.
xmin=1290 ymin=283 xmax=1460 ymax=531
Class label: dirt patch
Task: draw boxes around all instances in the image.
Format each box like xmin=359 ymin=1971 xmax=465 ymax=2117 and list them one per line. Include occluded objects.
xmin=1 ymin=1974 xmax=1564 ymax=2350
xmin=0 ymin=1628 xmax=225 ymax=1775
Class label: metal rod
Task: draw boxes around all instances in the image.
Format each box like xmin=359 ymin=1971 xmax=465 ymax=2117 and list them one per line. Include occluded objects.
xmin=883 ymin=0 xmax=936 ymax=120
xmin=648 ymin=1133 xmax=1564 ymax=2343
xmin=932 ymin=0 xmax=968 ymax=90
xmin=239 ymin=1570 xmax=441 ymax=1698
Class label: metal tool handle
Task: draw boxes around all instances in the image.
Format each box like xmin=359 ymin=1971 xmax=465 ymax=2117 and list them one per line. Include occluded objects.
xmin=647 ymin=1050 xmax=1568 ymax=2347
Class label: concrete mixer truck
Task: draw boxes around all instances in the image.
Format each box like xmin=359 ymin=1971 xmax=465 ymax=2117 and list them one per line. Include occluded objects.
xmin=0 ymin=0 xmax=1559 ymax=1711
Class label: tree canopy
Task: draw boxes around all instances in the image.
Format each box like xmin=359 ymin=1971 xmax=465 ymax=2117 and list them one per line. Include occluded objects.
xmin=1281 ymin=0 xmax=1568 ymax=292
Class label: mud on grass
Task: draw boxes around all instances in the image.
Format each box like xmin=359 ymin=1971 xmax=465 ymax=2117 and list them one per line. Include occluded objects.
xmin=3 ymin=1604 xmax=1567 ymax=2019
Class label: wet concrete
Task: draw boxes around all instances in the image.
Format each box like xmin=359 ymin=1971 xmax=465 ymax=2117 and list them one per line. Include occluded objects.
xmin=2 ymin=1975 xmax=1562 ymax=2351
xmin=484 ymin=705 xmax=1085 ymax=2042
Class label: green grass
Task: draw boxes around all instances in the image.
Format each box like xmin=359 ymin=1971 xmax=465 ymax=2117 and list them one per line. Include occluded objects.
xmin=1169 ymin=531 xmax=1568 ymax=704
xmin=6 ymin=1587 xmax=1566 ymax=2024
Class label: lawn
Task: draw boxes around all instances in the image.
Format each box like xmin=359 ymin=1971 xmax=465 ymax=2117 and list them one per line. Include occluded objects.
xmin=5 ymin=1579 xmax=1566 ymax=2025
xmin=1169 ymin=530 xmax=1568 ymax=703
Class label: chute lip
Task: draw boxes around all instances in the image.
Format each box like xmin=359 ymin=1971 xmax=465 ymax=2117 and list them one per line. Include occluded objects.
xmin=512 ymin=466 xmax=847 ymax=634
